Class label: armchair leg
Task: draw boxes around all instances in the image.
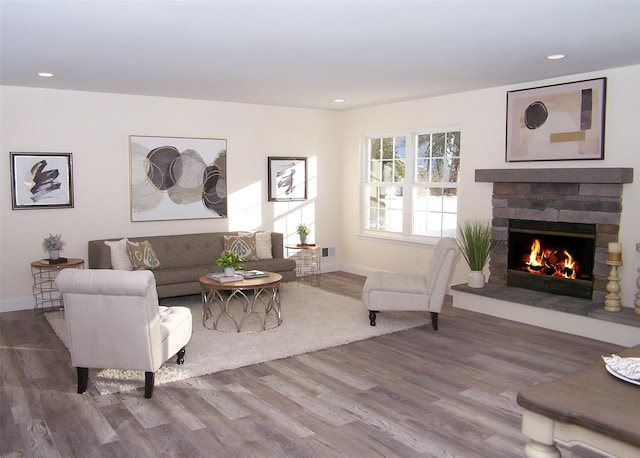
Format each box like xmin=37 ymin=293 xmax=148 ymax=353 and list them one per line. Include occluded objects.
xmin=430 ymin=312 xmax=439 ymax=331
xmin=144 ymin=372 xmax=155 ymax=399
xmin=369 ymin=310 xmax=378 ymax=326
xmin=176 ymin=346 xmax=186 ymax=365
xmin=77 ymin=367 xmax=88 ymax=394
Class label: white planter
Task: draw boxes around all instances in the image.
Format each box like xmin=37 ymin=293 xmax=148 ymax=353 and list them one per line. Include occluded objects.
xmin=467 ymin=271 xmax=486 ymax=288
xmin=49 ymin=250 xmax=60 ymax=260
xmin=224 ymin=267 xmax=235 ymax=277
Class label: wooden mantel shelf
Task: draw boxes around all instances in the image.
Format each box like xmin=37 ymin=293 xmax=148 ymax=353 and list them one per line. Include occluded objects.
xmin=475 ymin=167 xmax=633 ymax=184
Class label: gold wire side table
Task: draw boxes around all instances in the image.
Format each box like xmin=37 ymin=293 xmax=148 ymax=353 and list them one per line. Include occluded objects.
xmin=31 ymin=258 xmax=84 ymax=310
xmin=285 ymin=244 xmax=321 ymax=287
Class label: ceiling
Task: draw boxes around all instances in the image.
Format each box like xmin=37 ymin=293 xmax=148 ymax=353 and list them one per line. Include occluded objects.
xmin=1 ymin=1 xmax=639 ymax=111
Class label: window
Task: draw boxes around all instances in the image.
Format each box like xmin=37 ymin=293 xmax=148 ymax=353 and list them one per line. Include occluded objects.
xmin=363 ymin=128 xmax=460 ymax=240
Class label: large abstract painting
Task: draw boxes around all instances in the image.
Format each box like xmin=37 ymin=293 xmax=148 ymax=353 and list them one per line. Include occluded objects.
xmin=10 ymin=152 xmax=74 ymax=209
xmin=506 ymin=77 xmax=606 ymax=162
xmin=129 ymin=136 xmax=227 ymax=221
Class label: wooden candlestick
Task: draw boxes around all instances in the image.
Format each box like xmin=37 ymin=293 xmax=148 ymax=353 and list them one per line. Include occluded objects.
xmin=604 ymin=259 xmax=623 ymax=313
xmin=604 ymin=243 xmax=623 ymax=313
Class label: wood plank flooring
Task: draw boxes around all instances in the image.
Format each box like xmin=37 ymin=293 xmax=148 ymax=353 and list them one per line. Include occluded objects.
xmin=1 ymin=271 xmax=624 ymax=457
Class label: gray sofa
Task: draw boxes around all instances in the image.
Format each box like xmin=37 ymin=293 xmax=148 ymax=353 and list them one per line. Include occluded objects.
xmin=88 ymin=232 xmax=296 ymax=298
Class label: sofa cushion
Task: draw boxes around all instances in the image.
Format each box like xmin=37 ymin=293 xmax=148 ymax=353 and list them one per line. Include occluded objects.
xmin=223 ymin=233 xmax=259 ymax=261
xmin=243 ymin=257 xmax=296 ymax=274
xmin=126 ymin=240 xmax=161 ymax=270
xmin=104 ymin=239 xmax=133 ymax=271
xmin=152 ymin=266 xmax=213 ymax=286
xmin=255 ymin=231 xmax=273 ymax=259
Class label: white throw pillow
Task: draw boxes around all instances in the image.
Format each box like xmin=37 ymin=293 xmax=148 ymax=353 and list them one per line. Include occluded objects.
xmin=104 ymin=238 xmax=133 ymax=270
xmin=255 ymin=231 xmax=273 ymax=259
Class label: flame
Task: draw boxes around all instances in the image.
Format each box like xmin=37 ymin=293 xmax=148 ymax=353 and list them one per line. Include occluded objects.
xmin=528 ymin=239 xmax=542 ymax=267
xmin=563 ymin=250 xmax=575 ymax=271
xmin=524 ymin=239 xmax=578 ymax=279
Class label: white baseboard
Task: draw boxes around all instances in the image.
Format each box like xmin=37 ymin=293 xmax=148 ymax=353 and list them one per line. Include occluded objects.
xmin=1 ymin=296 xmax=35 ymax=313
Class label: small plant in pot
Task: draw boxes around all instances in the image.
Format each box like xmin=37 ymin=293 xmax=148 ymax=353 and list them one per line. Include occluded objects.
xmin=42 ymin=233 xmax=66 ymax=260
xmin=457 ymin=220 xmax=496 ymax=288
xmin=216 ymin=251 xmax=245 ymax=276
xmin=296 ymin=223 xmax=311 ymax=245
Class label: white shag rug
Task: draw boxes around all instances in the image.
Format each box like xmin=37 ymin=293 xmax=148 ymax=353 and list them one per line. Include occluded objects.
xmin=45 ymin=283 xmax=429 ymax=395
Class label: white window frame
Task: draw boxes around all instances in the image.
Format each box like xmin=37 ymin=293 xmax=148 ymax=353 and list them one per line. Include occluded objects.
xmin=360 ymin=126 xmax=461 ymax=244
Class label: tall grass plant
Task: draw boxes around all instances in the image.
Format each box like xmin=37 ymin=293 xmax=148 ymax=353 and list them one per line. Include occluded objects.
xmin=457 ymin=220 xmax=495 ymax=271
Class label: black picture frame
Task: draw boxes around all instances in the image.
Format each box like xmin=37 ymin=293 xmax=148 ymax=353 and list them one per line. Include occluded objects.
xmin=268 ymin=156 xmax=307 ymax=202
xmin=506 ymin=77 xmax=606 ymax=162
xmin=10 ymin=152 xmax=74 ymax=209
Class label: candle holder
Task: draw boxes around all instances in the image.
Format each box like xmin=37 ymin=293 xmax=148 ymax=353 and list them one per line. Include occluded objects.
xmin=604 ymin=258 xmax=623 ymax=313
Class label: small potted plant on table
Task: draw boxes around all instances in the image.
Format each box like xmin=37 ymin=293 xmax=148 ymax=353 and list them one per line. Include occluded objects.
xmin=296 ymin=223 xmax=311 ymax=245
xmin=216 ymin=251 xmax=245 ymax=277
xmin=42 ymin=233 xmax=66 ymax=261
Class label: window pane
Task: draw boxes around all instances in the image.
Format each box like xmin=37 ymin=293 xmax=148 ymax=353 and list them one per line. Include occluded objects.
xmin=426 ymin=212 xmax=443 ymax=237
xmin=370 ymin=138 xmax=381 ymax=160
xmin=442 ymin=212 xmax=457 ymax=238
xmin=442 ymin=188 xmax=458 ymax=212
xmin=416 ymin=131 xmax=461 ymax=184
xmin=365 ymin=185 xmax=403 ymax=232
xmin=369 ymin=136 xmax=406 ymax=184
xmin=416 ymin=134 xmax=429 ymax=183
xmin=431 ymin=132 xmax=445 ymax=158
xmin=412 ymin=187 xmax=458 ymax=237
xmin=369 ymin=158 xmax=380 ymax=183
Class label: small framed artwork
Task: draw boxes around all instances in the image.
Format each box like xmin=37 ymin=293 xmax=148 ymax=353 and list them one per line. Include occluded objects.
xmin=268 ymin=156 xmax=307 ymax=201
xmin=10 ymin=152 xmax=74 ymax=209
xmin=506 ymin=77 xmax=606 ymax=162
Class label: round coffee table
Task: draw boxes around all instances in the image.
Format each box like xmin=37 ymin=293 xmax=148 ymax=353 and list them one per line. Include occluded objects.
xmin=199 ymin=272 xmax=282 ymax=332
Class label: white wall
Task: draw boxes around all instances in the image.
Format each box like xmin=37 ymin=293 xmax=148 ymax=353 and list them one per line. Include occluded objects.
xmin=0 ymin=87 xmax=342 ymax=311
xmin=2 ymin=65 xmax=638 ymax=312
xmin=338 ymin=65 xmax=640 ymax=310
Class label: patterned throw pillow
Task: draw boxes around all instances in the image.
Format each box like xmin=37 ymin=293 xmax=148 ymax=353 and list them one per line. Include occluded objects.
xmin=126 ymin=240 xmax=161 ymax=270
xmin=255 ymin=231 xmax=273 ymax=259
xmin=104 ymin=239 xmax=133 ymax=270
xmin=223 ymin=233 xmax=259 ymax=261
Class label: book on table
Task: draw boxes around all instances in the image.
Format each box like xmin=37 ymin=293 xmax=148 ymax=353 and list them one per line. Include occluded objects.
xmin=206 ymin=272 xmax=244 ymax=283
xmin=235 ymin=269 xmax=269 ymax=279
xmin=40 ymin=257 xmax=68 ymax=265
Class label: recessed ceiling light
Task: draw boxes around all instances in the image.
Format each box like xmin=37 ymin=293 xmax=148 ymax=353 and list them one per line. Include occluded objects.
xmin=333 ymin=99 xmax=345 ymax=103
xmin=37 ymin=72 xmax=54 ymax=77
xmin=546 ymin=54 xmax=565 ymax=60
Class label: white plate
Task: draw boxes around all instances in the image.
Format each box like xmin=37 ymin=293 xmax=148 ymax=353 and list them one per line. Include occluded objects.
xmin=605 ymin=358 xmax=640 ymax=386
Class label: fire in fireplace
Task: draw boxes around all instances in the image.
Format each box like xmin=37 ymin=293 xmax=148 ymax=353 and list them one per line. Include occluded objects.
xmin=508 ymin=219 xmax=596 ymax=299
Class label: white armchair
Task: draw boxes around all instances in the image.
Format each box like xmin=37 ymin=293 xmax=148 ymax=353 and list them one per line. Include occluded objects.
xmin=362 ymin=237 xmax=460 ymax=330
xmin=55 ymin=269 xmax=192 ymax=398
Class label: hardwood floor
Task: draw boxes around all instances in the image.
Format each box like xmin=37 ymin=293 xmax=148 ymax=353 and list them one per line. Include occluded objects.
xmin=1 ymin=272 xmax=622 ymax=457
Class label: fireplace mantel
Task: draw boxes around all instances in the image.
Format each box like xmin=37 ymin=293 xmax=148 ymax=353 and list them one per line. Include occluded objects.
xmin=475 ymin=167 xmax=633 ymax=184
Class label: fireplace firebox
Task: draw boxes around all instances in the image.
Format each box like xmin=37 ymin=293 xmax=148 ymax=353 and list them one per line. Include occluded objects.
xmin=508 ymin=219 xmax=596 ymax=299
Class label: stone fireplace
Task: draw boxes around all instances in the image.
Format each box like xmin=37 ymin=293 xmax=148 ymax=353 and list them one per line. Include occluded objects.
xmin=475 ymin=167 xmax=633 ymax=303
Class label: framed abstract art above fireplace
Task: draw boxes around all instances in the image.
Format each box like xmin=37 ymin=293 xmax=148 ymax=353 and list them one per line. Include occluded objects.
xmin=129 ymin=135 xmax=227 ymax=221
xmin=506 ymin=77 xmax=606 ymax=162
